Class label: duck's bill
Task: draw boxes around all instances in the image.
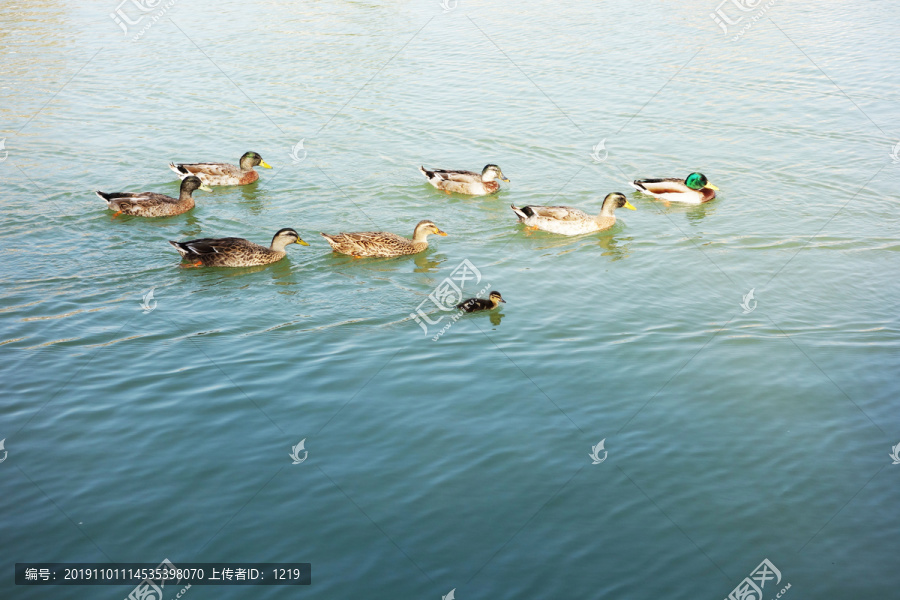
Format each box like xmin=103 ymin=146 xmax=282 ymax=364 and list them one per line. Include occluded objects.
xmin=260 ymin=161 xmax=273 ymax=169
xmin=703 ymin=183 xmax=719 ymax=190
xmin=436 ymin=229 xmax=448 ymax=236
xmin=296 ymin=239 xmax=310 ymax=246
xmin=499 ymin=298 xmax=507 ymax=303
xmin=624 ymin=201 xmax=637 ymax=210
xmin=501 ymin=177 xmax=510 ymax=182
xmin=199 ymin=184 xmax=213 ymax=192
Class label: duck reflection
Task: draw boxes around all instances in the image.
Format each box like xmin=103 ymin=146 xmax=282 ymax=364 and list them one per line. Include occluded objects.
xmin=239 ymin=182 xmax=266 ymax=215
xmin=597 ymin=233 xmax=632 ymax=261
xmin=413 ymin=252 xmax=445 ymax=274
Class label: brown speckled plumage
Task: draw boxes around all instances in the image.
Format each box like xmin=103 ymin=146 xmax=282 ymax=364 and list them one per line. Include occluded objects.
xmin=169 ymin=228 xmax=309 ymax=267
xmin=321 ymin=220 xmax=447 ymax=258
xmin=169 ymin=151 xmax=271 ymax=187
xmin=419 ymin=164 xmax=508 ymax=196
xmin=96 ymin=176 xmax=207 ymax=218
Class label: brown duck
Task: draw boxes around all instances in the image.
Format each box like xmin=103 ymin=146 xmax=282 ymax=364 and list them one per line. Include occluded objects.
xmin=96 ymin=176 xmax=210 ymax=218
xmin=169 ymin=228 xmax=309 ymax=267
xmin=320 ymin=220 xmax=447 ymax=257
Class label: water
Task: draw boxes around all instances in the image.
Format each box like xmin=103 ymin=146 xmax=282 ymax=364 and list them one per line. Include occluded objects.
xmin=2 ymin=0 xmax=899 ymax=598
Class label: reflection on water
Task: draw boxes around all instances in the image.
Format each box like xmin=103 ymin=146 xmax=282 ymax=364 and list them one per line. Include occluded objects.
xmin=597 ymin=233 xmax=632 ymax=261
xmin=489 ymin=309 xmax=505 ymax=327
xmin=413 ymin=251 xmax=445 ymax=274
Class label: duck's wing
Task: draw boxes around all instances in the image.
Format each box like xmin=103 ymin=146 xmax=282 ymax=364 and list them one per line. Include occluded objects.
xmin=169 ymin=237 xmax=247 ymax=257
xmin=526 ymin=205 xmax=591 ymax=221
xmin=322 ymin=231 xmax=408 ymax=254
xmin=632 ymin=178 xmax=690 ymax=194
xmin=171 ymin=162 xmax=241 ymax=178
xmin=422 ymin=168 xmax=481 ymax=183
xmin=97 ymin=191 xmax=176 ymax=206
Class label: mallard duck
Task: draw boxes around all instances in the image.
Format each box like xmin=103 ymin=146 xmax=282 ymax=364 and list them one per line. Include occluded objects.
xmin=96 ymin=176 xmax=210 ymax=218
xmin=510 ymin=192 xmax=635 ymax=236
xmin=457 ymin=291 xmax=505 ymax=312
xmin=169 ymin=151 xmax=272 ymax=186
xmin=321 ymin=220 xmax=446 ymax=258
xmin=631 ymin=172 xmax=718 ymax=204
xmin=169 ymin=228 xmax=309 ymax=267
xmin=419 ymin=164 xmax=509 ymax=196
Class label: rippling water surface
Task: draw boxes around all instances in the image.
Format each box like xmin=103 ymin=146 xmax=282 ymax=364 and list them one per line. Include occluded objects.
xmin=2 ymin=0 xmax=899 ymax=598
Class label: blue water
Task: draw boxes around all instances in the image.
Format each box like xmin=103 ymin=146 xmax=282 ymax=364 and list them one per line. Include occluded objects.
xmin=2 ymin=0 xmax=899 ymax=598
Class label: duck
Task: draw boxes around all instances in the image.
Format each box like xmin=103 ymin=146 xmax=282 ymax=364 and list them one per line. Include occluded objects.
xmin=168 ymin=228 xmax=309 ymax=267
xmin=321 ymin=220 xmax=446 ymax=258
xmin=96 ymin=176 xmax=210 ymax=218
xmin=630 ymin=172 xmax=718 ymax=204
xmin=510 ymin=192 xmax=635 ymax=236
xmin=457 ymin=291 xmax=505 ymax=313
xmin=419 ymin=164 xmax=509 ymax=196
xmin=169 ymin=151 xmax=272 ymax=186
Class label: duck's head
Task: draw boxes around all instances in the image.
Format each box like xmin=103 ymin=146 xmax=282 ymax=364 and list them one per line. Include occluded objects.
xmin=601 ymin=192 xmax=636 ymax=214
xmin=489 ymin=291 xmax=506 ymax=305
xmin=180 ymin=175 xmax=212 ymax=194
xmin=481 ymin=164 xmax=509 ymax=183
xmin=684 ymin=172 xmax=718 ymax=191
xmin=271 ymin=227 xmax=310 ymax=250
xmin=240 ymin=151 xmax=272 ymax=170
xmin=413 ymin=220 xmax=447 ymax=240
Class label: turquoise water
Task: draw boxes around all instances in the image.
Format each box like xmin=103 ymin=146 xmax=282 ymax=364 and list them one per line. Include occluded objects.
xmin=2 ymin=0 xmax=899 ymax=598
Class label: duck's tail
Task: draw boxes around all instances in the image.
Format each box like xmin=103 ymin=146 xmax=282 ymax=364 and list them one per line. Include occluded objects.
xmin=630 ymin=180 xmax=647 ymax=193
xmin=168 ymin=240 xmax=190 ymax=256
xmin=510 ymin=204 xmax=532 ymax=221
xmin=169 ymin=163 xmax=189 ymax=178
xmin=95 ymin=190 xmax=113 ymax=203
xmin=319 ymin=232 xmax=338 ymax=247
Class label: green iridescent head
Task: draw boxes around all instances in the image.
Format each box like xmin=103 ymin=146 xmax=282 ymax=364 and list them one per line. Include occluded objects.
xmin=684 ymin=172 xmax=717 ymax=191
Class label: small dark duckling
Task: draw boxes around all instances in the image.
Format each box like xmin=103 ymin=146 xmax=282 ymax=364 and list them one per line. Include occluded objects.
xmin=457 ymin=291 xmax=505 ymax=312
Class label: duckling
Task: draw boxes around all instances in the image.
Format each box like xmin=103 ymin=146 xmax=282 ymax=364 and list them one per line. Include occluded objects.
xmin=510 ymin=192 xmax=635 ymax=236
xmin=169 ymin=228 xmax=309 ymax=267
xmin=457 ymin=291 xmax=505 ymax=312
xmin=320 ymin=220 xmax=447 ymax=258
xmin=631 ymin=172 xmax=718 ymax=204
xmin=419 ymin=164 xmax=509 ymax=196
xmin=96 ymin=176 xmax=210 ymax=218
xmin=169 ymin=151 xmax=272 ymax=186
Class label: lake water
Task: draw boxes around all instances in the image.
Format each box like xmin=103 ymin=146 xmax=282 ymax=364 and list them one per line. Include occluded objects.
xmin=2 ymin=0 xmax=899 ymax=598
